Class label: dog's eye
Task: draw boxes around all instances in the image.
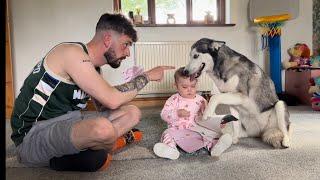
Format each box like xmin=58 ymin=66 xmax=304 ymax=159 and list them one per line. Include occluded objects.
xmin=193 ymin=54 xmax=199 ymax=59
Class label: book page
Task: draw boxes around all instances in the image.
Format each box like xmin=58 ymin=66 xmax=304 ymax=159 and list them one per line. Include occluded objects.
xmin=196 ymin=115 xmax=226 ymax=133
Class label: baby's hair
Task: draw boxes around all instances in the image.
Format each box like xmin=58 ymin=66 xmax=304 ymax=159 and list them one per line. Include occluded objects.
xmin=174 ymin=67 xmax=193 ymax=82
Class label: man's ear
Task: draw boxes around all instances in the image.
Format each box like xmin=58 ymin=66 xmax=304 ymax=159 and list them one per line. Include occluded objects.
xmin=210 ymin=40 xmax=225 ymax=51
xmin=103 ymin=32 xmax=113 ymax=49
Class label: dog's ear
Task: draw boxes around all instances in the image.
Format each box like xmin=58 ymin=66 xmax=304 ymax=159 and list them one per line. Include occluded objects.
xmin=210 ymin=40 xmax=225 ymax=51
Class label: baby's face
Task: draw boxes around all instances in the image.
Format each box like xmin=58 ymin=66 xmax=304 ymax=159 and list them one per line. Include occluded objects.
xmin=175 ymin=77 xmax=197 ymax=99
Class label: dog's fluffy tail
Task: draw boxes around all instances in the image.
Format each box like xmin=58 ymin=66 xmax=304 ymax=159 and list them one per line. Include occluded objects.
xmin=262 ymin=128 xmax=284 ymax=149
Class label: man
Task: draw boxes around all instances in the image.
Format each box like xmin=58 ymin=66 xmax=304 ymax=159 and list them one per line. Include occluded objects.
xmin=10 ymin=13 xmax=174 ymax=172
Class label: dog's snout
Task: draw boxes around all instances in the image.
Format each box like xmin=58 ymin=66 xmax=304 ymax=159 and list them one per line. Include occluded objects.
xmin=182 ymin=69 xmax=189 ymax=76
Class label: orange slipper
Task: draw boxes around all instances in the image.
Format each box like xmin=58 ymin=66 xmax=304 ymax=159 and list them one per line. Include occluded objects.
xmin=112 ymin=128 xmax=143 ymax=152
xmin=98 ymin=153 xmax=112 ymax=171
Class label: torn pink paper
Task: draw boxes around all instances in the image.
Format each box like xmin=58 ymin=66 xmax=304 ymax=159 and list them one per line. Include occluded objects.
xmin=122 ymin=65 xmax=144 ymax=82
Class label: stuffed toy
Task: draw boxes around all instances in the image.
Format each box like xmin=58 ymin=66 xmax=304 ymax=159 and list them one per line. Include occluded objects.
xmin=309 ymin=85 xmax=320 ymax=94
xmin=311 ymin=97 xmax=320 ymax=111
xmin=313 ymin=92 xmax=320 ymax=98
xmin=283 ymin=43 xmax=311 ymax=69
xmin=308 ymin=64 xmax=320 ymax=110
xmin=315 ymin=76 xmax=320 ymax=86
xmin=310 ymin=56 xmax=320 ymax=68
xmin=308 ymin=76 xmax=320 ymax=94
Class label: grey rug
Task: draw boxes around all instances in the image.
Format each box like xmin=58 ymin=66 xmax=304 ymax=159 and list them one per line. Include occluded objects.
xmin=5 ymin=107 xmax=210 ymax=167
xmin=6 ymin=106 xmax=320 ymax=180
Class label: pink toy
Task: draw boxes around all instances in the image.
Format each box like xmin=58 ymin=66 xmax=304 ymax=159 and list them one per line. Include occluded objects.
xmin=311 ymin=97 xmax=320 ymax=111
xmin=122 ymin=65 xmax=144 ymax=82
xmin=283 ymin=43 xmax=311 ymax=69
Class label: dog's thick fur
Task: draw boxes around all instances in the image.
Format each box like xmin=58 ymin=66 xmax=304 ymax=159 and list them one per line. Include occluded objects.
xmin=184 ymin=38 xmax=292 ymax=149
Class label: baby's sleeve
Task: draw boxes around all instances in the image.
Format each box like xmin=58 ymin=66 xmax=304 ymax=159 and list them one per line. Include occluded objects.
xmin=194 ymin=95 xmax=208 ymax=121
xmin=197 ymin=94 xmax=208 ymax=110
xmin=160 ymin=95 xmax=179 ymax=124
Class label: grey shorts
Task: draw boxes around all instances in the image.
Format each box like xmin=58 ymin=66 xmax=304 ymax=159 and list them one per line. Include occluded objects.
xmin=16 ymin=110 xmax=110 ymax=167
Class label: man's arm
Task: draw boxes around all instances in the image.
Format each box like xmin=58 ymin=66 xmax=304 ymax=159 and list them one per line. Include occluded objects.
xmin=92 ymin=74 xmax=149 ymax=111
xmin=64 ymin=47 xmax=139 ymax=109
xmin=64 ymin=46 xmax=174 ymax=109
xmin=160 ymin=95 xmax=179 ymax=124
xmin=114 ymin=74 xmax=149 ymax=92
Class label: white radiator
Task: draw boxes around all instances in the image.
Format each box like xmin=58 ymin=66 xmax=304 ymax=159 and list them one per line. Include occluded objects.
xmin=134 ymin=42 xmax=214 ymax=96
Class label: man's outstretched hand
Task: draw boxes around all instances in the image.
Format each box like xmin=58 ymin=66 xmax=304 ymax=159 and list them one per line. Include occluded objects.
xmin=145 ymin=66 xmax=175 ymax=82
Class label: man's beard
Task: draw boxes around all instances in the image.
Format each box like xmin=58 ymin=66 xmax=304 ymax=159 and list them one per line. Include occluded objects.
xmin=104 ymin=47 xmax=124 ymax=69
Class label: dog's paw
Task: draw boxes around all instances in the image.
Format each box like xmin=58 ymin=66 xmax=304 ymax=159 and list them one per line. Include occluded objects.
xmin=232 ymin=137 xmax=239 ymax=144
xmin=210 ymin=149 xmax=221 ymax=158
xmin=282 ymin=136 xmax=291 ymax=148
xmin=272 ymin=141 xmax=283 ymax=149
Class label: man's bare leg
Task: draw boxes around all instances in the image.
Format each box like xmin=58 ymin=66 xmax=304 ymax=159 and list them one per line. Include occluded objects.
xmin=70 ymin=105 xmax=141 ymax=151
xmin=107 ymin=104 xmax=142 ymax=137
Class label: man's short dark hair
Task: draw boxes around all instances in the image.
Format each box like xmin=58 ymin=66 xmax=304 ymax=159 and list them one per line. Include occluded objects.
xmin=96 ymin=13 xmax=137 ymax=42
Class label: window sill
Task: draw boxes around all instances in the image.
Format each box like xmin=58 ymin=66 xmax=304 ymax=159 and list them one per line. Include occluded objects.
xmin=134 ymin=23 xmax=236 ymax=27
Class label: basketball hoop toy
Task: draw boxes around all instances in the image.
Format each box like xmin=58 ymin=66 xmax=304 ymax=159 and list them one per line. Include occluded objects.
xmin=254 ymin=14 xmax=291 ymax=93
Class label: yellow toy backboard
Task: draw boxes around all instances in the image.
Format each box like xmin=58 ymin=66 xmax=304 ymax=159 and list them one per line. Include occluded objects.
xmin=249 ymin=0 xmax=299 ymax=23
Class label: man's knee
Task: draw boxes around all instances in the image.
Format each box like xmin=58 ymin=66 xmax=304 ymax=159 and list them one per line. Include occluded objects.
xmin=92 ymin=117 xmax=117 ymax=143
xmin=125 ymin=105 xmax=141 ymax=125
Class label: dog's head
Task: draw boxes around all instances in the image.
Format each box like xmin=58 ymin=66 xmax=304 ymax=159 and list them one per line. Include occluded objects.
xmin=184 ymin=38 xmax=225 ymax=78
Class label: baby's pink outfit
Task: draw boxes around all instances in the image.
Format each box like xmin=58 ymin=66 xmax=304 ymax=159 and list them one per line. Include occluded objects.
xmin=160 ymin=93 xmax=218 ymax=153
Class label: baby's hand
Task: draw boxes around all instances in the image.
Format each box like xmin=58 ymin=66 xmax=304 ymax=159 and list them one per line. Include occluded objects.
xmin=177 ymin=109 xmax=190 ymax=118
xmin=195 ymin=114 xmax=202 ymax=122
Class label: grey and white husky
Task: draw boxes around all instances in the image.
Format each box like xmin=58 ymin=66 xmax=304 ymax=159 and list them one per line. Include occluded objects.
xmin=184 ymin=38 xmax=292 ymax=149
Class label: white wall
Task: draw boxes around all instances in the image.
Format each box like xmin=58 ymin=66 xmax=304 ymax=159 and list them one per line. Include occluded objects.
xmin=9 ymin=0 xmax=313 ymax=97
xmin=9 ymin=0 xmax=113 ymax=96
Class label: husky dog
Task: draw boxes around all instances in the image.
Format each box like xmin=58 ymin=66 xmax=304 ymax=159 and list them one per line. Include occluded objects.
xmin=184 ymin=38 xmax=292 ymax=150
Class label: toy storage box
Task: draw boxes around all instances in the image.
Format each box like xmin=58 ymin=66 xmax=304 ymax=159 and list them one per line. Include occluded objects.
xmin=285 ymin=69 xmax=320 ymax=105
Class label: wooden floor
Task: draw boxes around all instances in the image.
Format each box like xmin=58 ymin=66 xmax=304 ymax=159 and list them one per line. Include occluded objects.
xmin=85 ymin=92 xmax=212 ymax=111
xmin=127 ymin=97 xmax=168 ymax=108
xmin=86 ymin=97 xmax=168 ymax=111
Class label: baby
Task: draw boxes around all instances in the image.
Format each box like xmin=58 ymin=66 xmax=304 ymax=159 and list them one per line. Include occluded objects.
xmin=153 ymin=67 xmax=234 ymax=160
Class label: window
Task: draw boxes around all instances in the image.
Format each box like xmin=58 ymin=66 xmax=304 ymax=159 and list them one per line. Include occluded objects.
xmin=192 ymin=0 xmax=218 ymax=22
xmin=114 ymin=0 xmax=233 ymax=27
xmin=116 ymin=0 xmax=149 ymax=23
xmin=155 ymin=0 xmax=187 ymax=24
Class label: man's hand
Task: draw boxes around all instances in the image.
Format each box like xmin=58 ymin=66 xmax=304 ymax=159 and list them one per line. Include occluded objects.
xmin=145 ymin=66 xmax=175 ymax=82
xmin=177 ymin=109 xmax=190 ymax=118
